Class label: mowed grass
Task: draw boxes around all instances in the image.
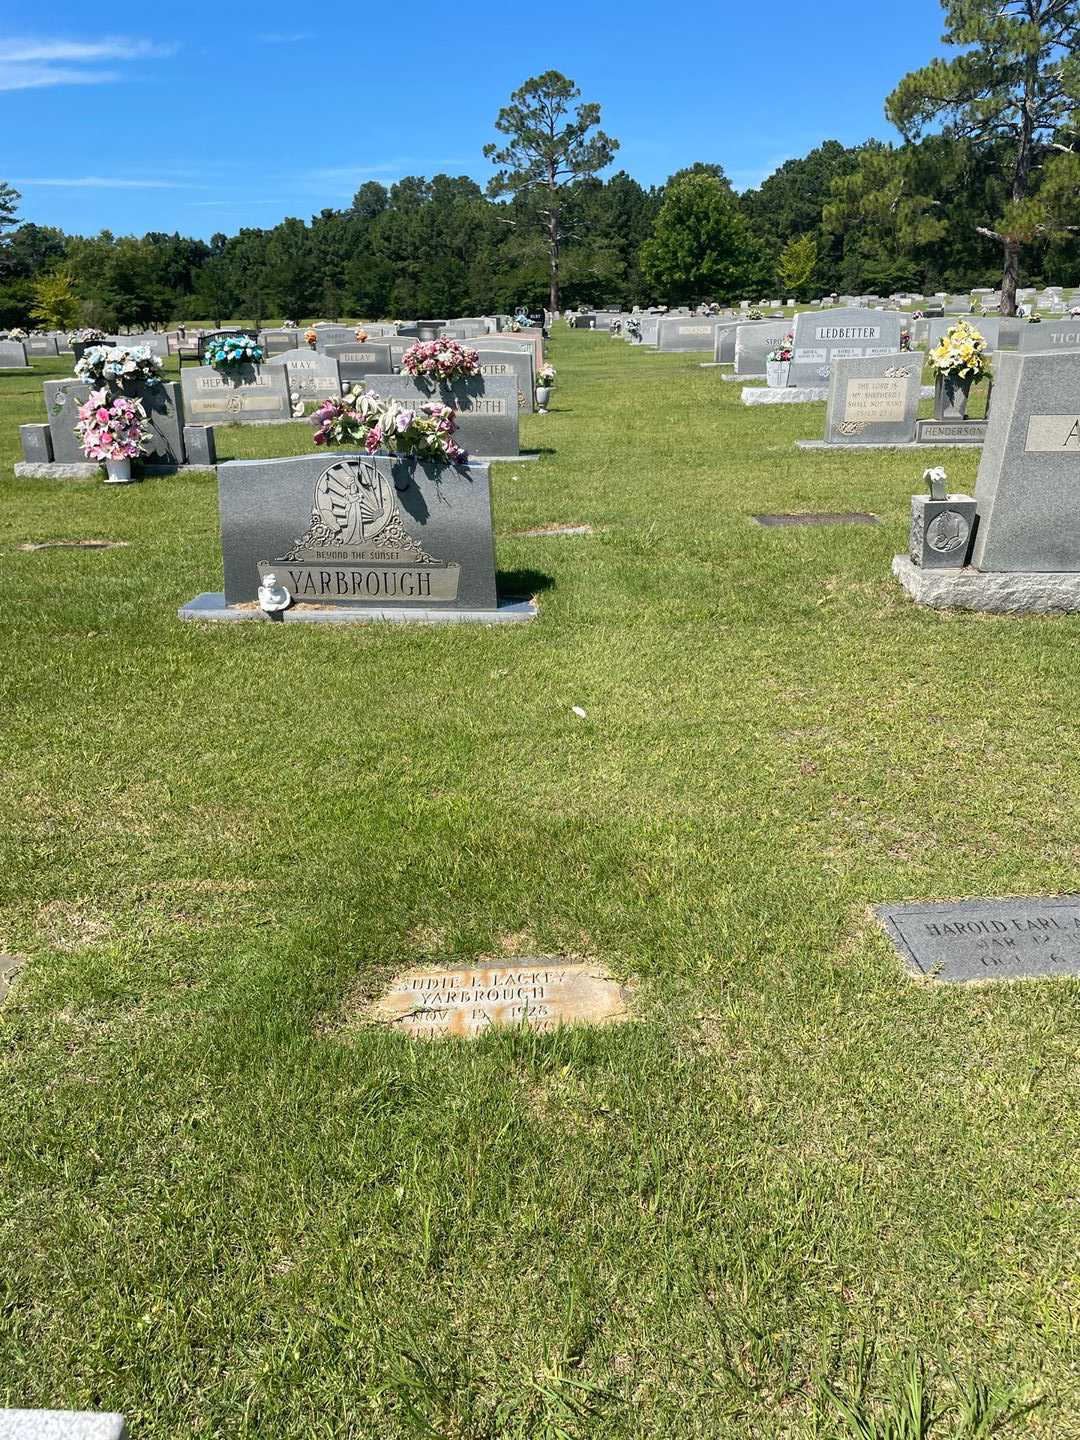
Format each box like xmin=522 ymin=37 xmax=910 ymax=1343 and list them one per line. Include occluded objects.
xmin=1 ymin=332 xmax=1077 ymax=1439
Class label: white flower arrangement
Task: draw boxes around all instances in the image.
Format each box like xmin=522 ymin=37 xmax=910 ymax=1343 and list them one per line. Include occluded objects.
xmin=74 ymin=345 xmax=163 ymax=387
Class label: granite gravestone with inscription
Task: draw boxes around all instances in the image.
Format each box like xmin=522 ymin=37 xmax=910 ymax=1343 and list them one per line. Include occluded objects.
xmin=971 ymin=350 xmax=1080 ymax=570
xmin=823 ymin=354 xmax=921 ymax=445
xmin=43 ymin=379 xmax=187 ymax=465
xmin=180 ymin=365 xmax=292 ymax=425
xmin=734 ymin=322 xmax=790 ymax=376
xmin=1015 ymin=319 xmax=1080 ymax=354
xmin=877 ymin=896 xmax=1080 ymax=982
xmin=26 ymin=335 xmax=59 ymax=357
xmin=658 ymin=318 xmax=717 ymax=352
xmin=361 ymin=374 xmax=519 ymax=456
xmin=210 ymin=451 xmax=499 ymax=612
xmin=369 ymin=961 xmax=631 ymax=1038
xmin=265 ymin=348 xmax=342 ymax=409
xmin=322 ymin=342 xmax=394 ymax=385
xmin=474 ymin=348 xmax=535 ymax=414
xmin=789 ymin=307 xmax=902 ymax=385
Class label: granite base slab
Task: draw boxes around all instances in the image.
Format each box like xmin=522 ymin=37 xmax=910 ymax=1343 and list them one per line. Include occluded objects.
xmin=179 ymin=593 xmax=538 ymax=625
xmin=0 ymin=1414 xmax=126 ymax=1440
xmin=892 ymin=554 xmax=1080 ymax=613
xmin=797 ymin=438 xmax=982 ymax=451
xmin=475 ymin=452 xmax=539 ymax=464
xmin=15 ymin=462 xmax=216 ymax=480
xmin=724 ymin=373 xmax=760 ymax=383
xmin=742 ymin=385 xmax=828 ymax=405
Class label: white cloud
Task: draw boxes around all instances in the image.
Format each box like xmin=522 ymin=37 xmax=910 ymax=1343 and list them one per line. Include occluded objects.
xmin=0 ymin=35 xmax=176 ymax=91
xmin=13 ymin=176 xmax=202 ymax=189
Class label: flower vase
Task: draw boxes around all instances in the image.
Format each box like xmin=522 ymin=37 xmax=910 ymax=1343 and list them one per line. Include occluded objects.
xmin=104 ymin=458 xmax=133 ymax=483
xmin=766 ymin=360 xmax=791 ymax=388
xmin=934 ymin=372 xmax=973 ymax=421
xmin=536 ymin=385 xmax=551 ymax=412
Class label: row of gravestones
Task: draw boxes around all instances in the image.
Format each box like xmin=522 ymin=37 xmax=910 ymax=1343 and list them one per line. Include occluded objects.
xmin=19 ymin=332 xmax=544 ymax=466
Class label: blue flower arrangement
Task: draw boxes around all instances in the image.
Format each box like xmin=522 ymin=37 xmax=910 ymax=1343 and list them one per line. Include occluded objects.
xmin=204 ymin=335 xmax=264 ymax=368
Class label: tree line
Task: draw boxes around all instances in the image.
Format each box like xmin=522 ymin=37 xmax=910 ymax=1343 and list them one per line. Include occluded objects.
xmin=1 ymin=1 xmax=1078 ymax=327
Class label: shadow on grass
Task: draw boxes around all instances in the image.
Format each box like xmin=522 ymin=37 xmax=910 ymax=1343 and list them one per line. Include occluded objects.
xmin=497 ymin=565 xmax=555 ymax=599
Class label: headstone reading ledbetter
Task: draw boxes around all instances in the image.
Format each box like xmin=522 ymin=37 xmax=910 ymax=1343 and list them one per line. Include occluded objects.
xmin=788 ymin=306 xmax=902 ymax=385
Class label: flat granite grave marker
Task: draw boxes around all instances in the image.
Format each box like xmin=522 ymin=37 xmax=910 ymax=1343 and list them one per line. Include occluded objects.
xmin=877 ymin=896 xmax=1080 ymax=982
xmin=822 ymin=354 xmax=921 ymax=445
xmin=368 ymin=961 xmax=631 ymax=1038
xmin=180 ymin=365 xmax=292 ymax=425
xmin=180 ymin=451 xmax=535 ymax=624
xmin=0 ymin=1414 xmax=127 ymax=1440
xmin=789 ymin=307 xmax=902 ymax=385
xmin=753 ymin=512 xmax=879 ymax=526
xmin=360 ymin=374 xmax=519 ymax=457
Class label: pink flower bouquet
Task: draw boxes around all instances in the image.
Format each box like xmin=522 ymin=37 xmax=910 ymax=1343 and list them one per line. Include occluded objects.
xmin=74 ymin=388 xmax=150 ymax=462
xmin=401 ymin=337 xmax=480 ymax=384
xmin=311 ymin=386 xmax=466 ymax=464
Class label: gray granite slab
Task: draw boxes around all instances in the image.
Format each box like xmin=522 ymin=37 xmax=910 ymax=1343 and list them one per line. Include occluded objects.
xmin=473 ymin=348 xmax=534 ymax=413
xmin=264 ymin=348 xmax=342 ymax=407
xmin=19 ymin=424 xmax=53 ymax=463
xmin=1014 ymin=320 xmax=1080 ymax=353
xmin=0 ymin=340 xmax=28 ymax=368
xmin=180 ymin=593 xmax=536 ymax=625
xmin=0 ymin=1413 xmax=126 ymax=1439
xmin=892 ymin=553 xmax=1080 ymax=611
xmin=789 ymin=307 xmax=902 ymax=385
xmin=259 ymin=328 xmax=303 ymax=355
xmin=823 ymin=354 xmax=921 ymax=444
xmin=360 ymin=375 xmax=519 ymax=457
xmin=180 ymin=365 xmax=292 ymax=425
xmin=657 ymin=318 xmax=717 ymax=352
xmin=914 ymin=419 xmax=987 ymax=445
xmin=734 ymin=322 xmax=791 ymax=376
xmin=971 ymin=350 xmax=1080 ymax=570
xmin=25 ymin=335 xmax=59 ymax=357
xmin=215 ymin=451 xmax=501 ymax=611
xmin=183 ymin=425 xmax=216 ymax=466
xmin=321 ymin=342 xmax=394 ymax=385
xmin=877 ymin=895 xmax=1080 ymax=982
xmin=312 ymin=326 xmax=357 ymax=350
xmin=44 ymin=379 xmax=186 ymax=464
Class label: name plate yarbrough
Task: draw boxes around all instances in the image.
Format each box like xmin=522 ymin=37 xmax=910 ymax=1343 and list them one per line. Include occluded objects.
xmin=268 ymin=458 xmax=460 ymax=603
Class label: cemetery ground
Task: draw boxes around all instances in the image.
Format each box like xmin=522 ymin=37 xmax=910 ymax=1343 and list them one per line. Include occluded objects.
xmin=1 ymin=331 xmax=1077 ymax=1440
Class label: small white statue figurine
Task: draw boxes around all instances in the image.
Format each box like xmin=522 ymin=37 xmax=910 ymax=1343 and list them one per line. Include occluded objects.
xmin=258 ymin=572 xmax=291 ymax=613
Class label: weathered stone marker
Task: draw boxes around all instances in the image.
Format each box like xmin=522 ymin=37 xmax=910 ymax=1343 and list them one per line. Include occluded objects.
xmin=877 ymin=896 xmax=1080 ymax=982
xmin=368 ymin=961 xmax=631 ymax=1038
xmin=823 ymin=354 xmax=921 ymax=445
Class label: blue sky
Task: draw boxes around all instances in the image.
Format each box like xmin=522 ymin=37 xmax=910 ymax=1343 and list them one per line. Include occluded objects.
xmin=1 ymin=0 xmax=951 ymax=240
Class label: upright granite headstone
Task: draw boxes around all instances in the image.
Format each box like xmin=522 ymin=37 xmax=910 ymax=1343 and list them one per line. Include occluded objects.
xmin=313 ymin=326 xmax=357 ymax=350
xmin=180 ymin=365 xmax=292 ymax=425
xmin=265 ymin=348 xmax=342 ymax=408
xmin=657 ymin=318 xmax=717 ymax=352
xmin=474 ymin=348 xmax=535 ymax=413
xmin=260 ymin=328 xmax=302 ymax=356
xmin=26 ymin=335 xmax=59 ymax=357
xmin=44 ymin=379 xmax=187 ymax=464
xmin=322 ymin=342 xmax=394 ymax=385
xmin=971 ymin=350 xmax=1080 ymax=571
xmin=0 ymin=340 xmax=28 ymax=368
xmin=1015 ymin=319 xmax=1080 ymax=354
xmin=823 ymin=354 xmax=921 ymax=445
xmin=361 ymin=374 xmax=519 ymax=456
xmin=789 ymin=307 xmax=902 ymax=385
xmin=216 ymin=451 xmax=499 ymax=610
xmin=734 ymin=322 xmax=790 ymax=376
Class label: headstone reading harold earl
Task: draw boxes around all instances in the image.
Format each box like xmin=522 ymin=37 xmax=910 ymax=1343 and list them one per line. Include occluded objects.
xmin=823 ymin=354 xmax=921 ymax=445
xmin=180 ymin=364 xmax=292 ymax=425
xmin=180 ymin=450 xmax=539 ymax=624
xmin=368 ymin=961 xmax=631 ymax=1038
xmin=789 ymin=307 xmax=902 ymax=385
xmin=877 ymin=896 xmax=1080 ymax=982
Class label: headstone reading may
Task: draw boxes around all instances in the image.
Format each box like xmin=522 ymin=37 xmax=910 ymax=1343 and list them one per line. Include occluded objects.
xmin=265 ymin=348 xmax=342 ymax=409
xmin=822 ymin=354 xmax=921 ymax=446
xmin=789 ymin=306 xmax=902 ymax=385
xmin=180 ymin=451 xmax=536 ymax=624
xmin=877 ymin=896 xmax=1080 ymax=983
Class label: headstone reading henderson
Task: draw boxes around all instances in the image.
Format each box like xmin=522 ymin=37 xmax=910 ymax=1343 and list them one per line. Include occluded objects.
xmin=822 ymin=354 xmax=921 ymax=445
xmin=179 ymin=451 xmax=536 ymax=624
xmin=876 ymin=896 xmax=1080 ymax=982
xmin=367 ymin=961 xmax=631 ymax=1038
xmin=788 ymin=306 xmax=902 ymax=385
xmin=180 ymin=364 xmax=292 ymax=425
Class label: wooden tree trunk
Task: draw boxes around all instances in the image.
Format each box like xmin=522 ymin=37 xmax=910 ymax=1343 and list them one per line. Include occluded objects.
xmin=1000 ymin=237 xmax=1021 ymax=317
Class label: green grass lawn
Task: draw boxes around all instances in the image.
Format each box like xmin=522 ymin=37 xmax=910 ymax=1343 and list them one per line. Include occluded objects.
xmin=1 ymin=332 xmax=1077 ymax=1439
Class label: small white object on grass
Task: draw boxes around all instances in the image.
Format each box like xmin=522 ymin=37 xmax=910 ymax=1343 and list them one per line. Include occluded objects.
xmin=258 ymin=572 xmax=292 ymax=613
xmin=571 ymin=705 xmax=587 ymax=719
